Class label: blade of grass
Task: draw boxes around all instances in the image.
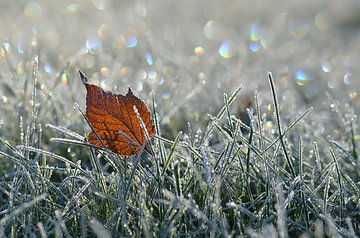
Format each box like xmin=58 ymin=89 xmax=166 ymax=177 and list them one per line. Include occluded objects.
xmin=267 ymin=72 xmax=295 ymax=177
xmin=0 ymin=193 xmax=47 ymax=226
xmin=162 ymin=132 xmax=182 ymax=177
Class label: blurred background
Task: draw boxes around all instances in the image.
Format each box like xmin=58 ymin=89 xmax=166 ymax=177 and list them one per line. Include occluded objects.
xmin=0 ymin=0 xmax=359 ymax=145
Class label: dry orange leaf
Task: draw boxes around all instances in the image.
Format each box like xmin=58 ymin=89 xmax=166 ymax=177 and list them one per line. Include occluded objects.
xmin=80 ymin=71 xmax=155 ymax=156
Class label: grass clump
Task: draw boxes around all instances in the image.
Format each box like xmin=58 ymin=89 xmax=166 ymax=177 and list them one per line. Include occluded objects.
xmin=0 ymin=58 xmax=359 ymax=238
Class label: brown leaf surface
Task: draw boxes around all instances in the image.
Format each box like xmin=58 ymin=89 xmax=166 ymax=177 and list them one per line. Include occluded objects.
xmin=80 ymin=71 xmax=154 ymax=156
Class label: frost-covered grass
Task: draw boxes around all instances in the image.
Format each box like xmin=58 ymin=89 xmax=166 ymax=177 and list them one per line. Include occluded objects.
xmin=0 ymin=1 xmax=360 ymax=237
xmin=0 ymin=55 xmax=358 ymax=237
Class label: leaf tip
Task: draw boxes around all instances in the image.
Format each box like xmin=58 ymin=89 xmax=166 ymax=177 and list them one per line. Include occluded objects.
xmin=79 ymin=70 xmax=88 ymax=84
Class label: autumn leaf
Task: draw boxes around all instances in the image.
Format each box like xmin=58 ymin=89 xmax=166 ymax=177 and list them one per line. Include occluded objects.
xmin=80 ymin=71 xmax=155 ymax=156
